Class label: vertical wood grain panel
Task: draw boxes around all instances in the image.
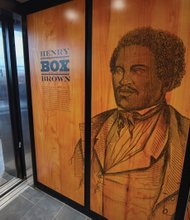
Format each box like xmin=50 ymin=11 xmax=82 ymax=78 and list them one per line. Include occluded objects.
xmin=92 ymin=0 xmax=190 ymax=118
xmin=27 ymin=0 xmax=85 ymax=204
xmin=91 ymin=0 xmax=190 ymax=219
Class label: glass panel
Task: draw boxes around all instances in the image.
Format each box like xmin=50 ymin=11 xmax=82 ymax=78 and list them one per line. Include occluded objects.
xmin=0 ymin=23 xmax=17 ymax=186
xmin=14 ymin=19 xmax=32 ymax=176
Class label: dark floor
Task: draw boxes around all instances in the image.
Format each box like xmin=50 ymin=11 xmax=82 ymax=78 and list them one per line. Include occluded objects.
xmin=0 ymin=186 xmax=91 ymax=220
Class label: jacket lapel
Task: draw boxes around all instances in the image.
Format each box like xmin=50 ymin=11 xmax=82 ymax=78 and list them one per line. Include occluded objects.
xmin=92 ymin=111 xmax=118 ymax=171
xmin=153 ymin=106 xmax=189 ymax=209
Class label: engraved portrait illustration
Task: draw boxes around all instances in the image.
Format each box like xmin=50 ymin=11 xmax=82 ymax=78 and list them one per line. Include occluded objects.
xmin=72 ymin=27 xmax=190 ymax=220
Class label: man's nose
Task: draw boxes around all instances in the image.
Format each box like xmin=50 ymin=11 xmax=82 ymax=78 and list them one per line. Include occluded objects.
xmin=120 ymin=71 xmax=133 ymax=85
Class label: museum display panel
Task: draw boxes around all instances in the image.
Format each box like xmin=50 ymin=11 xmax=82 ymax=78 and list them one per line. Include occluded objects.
xmin=27 ymin=0 xmax=85 ymax=204
xmin=90 ymin=0 xmax=190 ymax=219
xmin=25 ymin=0 xmax=190 ymax=219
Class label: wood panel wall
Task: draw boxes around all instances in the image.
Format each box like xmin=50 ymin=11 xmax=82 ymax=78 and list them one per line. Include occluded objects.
xmin=27 ymin=0 xmax=85 ymax=204
xmin=27 ymin=0 xmax=190 ymax=217
xmin=92 ymin=0 xmax=190 ymax=118
xmin=91 ymin=0 xmax=190 ymax=219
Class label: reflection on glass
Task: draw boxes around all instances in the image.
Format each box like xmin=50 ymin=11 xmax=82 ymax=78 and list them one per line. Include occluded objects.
xmin=64 ymin=9 xmax=79 ymax=21
xmin=14 ymin=19 xmax=32 ymax=175
xmin=111 ymin=0 xmax=126 ymax=10
xmin=0 ymin=23 xmax=17 ymax=184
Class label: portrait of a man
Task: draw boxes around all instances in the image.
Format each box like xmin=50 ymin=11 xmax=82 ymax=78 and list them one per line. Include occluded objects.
xmin=72 ymin=27 xmax=190 ymax=220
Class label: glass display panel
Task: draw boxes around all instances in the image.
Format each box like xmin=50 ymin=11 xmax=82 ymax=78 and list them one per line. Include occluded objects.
xmin=14 ymin=19 xmax=32 ymax=175
xmin=0 ymin=23 xmax=17 ymax=184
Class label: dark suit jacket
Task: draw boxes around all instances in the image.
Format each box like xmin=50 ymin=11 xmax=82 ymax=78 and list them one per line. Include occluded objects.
xmin=73 ymin=105 xmax=190 ymax=219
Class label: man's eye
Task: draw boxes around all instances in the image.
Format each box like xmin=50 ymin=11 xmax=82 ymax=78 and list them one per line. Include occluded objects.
xmin=131 ymin=68 xmax=145 ymax=73
xmin=114 ymin=67 xmax=124 ymax=74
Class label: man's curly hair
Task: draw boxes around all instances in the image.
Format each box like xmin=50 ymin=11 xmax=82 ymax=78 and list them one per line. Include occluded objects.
xmin=110 ymin=27 xmax=186 ymax=91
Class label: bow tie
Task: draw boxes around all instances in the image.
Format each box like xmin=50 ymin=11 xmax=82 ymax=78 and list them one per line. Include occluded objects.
xmin=117 ymin=112 xmax=134 ymax=136
xmin=117 ymin=102 xmax=166 ymax=136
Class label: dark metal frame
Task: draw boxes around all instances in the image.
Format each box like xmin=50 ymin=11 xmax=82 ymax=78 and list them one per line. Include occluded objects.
xmin=17 ymin=0 xmax=190 ymax=219
xmin=84 ymin=0 xmax=92 ymax=212
xmin=0 ymin=9 xmax=26 ymax=179
xmin=21 ymin=14 xmax=37 ymax=186
xmin=16 ymin=0 xmax=72 ymax=15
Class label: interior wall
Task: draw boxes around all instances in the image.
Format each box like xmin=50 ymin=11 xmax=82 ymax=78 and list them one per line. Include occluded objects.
xmin=27 ymin=0 xmax=85 ymax=205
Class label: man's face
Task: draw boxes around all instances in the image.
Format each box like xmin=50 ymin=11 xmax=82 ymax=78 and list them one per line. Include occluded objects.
xmin=112 ymin=45 xmax=165 ymax=111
